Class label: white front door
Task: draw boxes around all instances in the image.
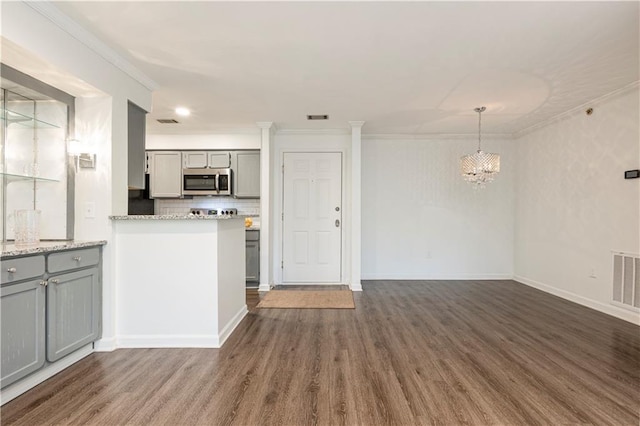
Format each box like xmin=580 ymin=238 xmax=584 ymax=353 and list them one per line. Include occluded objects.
xmin=282 ymin=152 xmax=342 ymax=283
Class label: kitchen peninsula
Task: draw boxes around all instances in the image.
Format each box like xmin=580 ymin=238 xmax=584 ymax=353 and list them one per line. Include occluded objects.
xmin=110 ymin=214 xmax=247 ymax=348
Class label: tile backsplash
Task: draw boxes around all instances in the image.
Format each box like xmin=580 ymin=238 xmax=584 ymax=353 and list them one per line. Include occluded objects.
xmin=155 ymin=198 xmax=260 ymax=216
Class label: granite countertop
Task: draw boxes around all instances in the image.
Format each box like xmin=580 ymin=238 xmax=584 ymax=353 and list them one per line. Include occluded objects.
xmin=110 ymin=214 xmax=248 ymax=220
xmin=1 ymin=240 xmax=107 ymax=258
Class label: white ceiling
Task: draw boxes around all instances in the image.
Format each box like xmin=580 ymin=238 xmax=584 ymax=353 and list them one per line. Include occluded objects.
xmin=52 ymin=1 xmax=639 ymax=135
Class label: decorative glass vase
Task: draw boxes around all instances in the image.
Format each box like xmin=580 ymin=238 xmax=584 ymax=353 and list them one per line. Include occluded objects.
xmin=14 ymin=209 xmax=40 ymax=246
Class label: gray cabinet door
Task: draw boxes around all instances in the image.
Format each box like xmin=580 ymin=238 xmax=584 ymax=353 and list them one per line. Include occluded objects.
xmin=232 ymin=151 xmax=260 ymax=198
xmin=246 ymin=240 xmax=260 ymax=283
xmin=1 ymin=279 xmax=46 ymax=388
xmin=149 ymin=151 xmax=182 ymax=198
xmin=46 ymin=268 xmax=101 ymax=362
xmin=183 ymin=151 xmax=208 ymax=168
xmin=208 ymin=152 xmax=230 ymax=168
xmin=128 ymin=101 xmax=147 ymax=190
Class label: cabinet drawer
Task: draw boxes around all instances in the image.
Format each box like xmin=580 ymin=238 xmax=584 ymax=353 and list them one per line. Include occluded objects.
xmin=1 ymin=255 xmax=45 ymax=284
xmin=246 ymin=230 xmax=260 ymax=241
xmin=48 ymin=248 xmax=100 ymax=273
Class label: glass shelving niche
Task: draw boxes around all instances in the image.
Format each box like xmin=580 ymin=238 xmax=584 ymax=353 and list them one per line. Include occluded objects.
xmin=1 ymin=107 xmax=61 ymax=130
xmin=1 ymin=76 xmax=69 ymax=242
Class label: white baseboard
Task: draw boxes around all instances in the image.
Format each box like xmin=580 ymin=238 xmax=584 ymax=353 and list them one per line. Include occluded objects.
xmin=361 ymin=273 xmax=513 ymax=280
xmin=350 ymin=281 xmax=363 ymax=291
xmin=514 ymin=275 xmax=640 ymax=326
xmin=218 ymin=305 xmax=248 ymax=346
xmin=0 ymin=344 xmax=94 ymax=406
xmin=93 ymin=336 xmax=117 ymax=352
xmin=116 ymin=305 xmax=249 ymax=349
xmin=116 ymin=334 xmax=221 ymax=348
xmin=258 ymin=283 xmax=271 ymax=292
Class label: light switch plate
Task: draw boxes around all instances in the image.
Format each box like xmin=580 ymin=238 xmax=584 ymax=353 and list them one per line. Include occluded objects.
xmin=84 ymin=201 xmax=96 ymax=218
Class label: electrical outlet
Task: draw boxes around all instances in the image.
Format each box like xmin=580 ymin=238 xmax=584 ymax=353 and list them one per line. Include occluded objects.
xmin=84 ymin=201 xmax=96 ymax=219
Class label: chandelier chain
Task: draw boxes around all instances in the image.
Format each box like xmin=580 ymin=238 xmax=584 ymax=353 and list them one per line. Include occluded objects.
xmin=474 ymin=106 xmax=486 ymax=152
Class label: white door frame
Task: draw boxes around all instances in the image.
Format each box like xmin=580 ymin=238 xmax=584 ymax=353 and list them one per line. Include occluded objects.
xmin=274 ymin=146 xmax=349 ymax=286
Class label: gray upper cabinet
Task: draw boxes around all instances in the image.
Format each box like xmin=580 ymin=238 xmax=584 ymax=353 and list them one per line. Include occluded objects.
xmin=1 ymin=278 xmax=46 ymax=388
xmin=183 ymin=151 xmax=208 ymax=168
xmin=149 ymin=151 xmax=182 ymax=198
xmin=183 ymin=151 xmax=230 ymax=169
xmin=208 ymin=152 xmax=231 ymax=168
xmin=128 ymin=101 xmax=147 ymax=190
xmin=231 ymin=151 xmax=260 ymax=198
xmin=46 ymin=267 xmax=101 ymax=362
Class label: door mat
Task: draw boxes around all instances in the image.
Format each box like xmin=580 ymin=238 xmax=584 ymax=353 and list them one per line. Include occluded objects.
xmin=256 ymin=290 xmax=355 ymax=309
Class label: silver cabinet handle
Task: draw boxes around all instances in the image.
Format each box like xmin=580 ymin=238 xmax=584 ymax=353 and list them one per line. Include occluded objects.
xmin=73 ymin=256 xmax=82 ymax=261
xmin=50 ymin=279 xmax=59 ymax=284
xmin=39 ymin=280 xmax=48 ymax=287
xmin=335 ymin=219 xmax=340 ymax=227
xmin=7 ymin=267 xmax=17 ymax=273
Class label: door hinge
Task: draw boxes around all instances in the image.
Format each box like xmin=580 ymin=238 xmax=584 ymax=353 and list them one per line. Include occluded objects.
xmin=281 ymin=261 xmax=283 ymax=268
xmin=281 ymin=212 xmax=284 ymax=221
xmin=282 ymin=164 xmax=284 ymax=173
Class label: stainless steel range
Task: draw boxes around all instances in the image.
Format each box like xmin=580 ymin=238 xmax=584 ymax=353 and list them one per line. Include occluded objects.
xmin=189 ymin=208 xmax=238 ymax=217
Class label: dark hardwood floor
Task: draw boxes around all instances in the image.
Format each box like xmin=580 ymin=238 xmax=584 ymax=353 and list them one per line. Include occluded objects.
xmin=2 ymin=280 xmax=639 ymax=425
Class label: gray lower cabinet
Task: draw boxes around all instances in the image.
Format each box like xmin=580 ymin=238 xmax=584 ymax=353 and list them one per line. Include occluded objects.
xmin=0 ymin=279 xmax=46 ymax=388
xmin=0 ymin=245 xmax=102 ymax=390
xmin=246 ymin=230 xmax=259 ymax=285
xmin=47 ymin=267 xmax=100 ymax=362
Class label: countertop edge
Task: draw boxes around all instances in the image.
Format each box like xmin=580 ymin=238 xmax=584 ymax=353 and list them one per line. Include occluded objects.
xmin=1 ymin=240 xmax=107 ymax=258
xmin=110 ymin=215 xmax=249 ymax=220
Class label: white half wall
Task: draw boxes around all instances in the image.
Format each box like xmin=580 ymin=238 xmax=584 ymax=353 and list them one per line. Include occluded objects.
xmin=361 ymin=136 xmax=515 ymax=279
xmin=514 ymin=87 xmax=640 ymax=324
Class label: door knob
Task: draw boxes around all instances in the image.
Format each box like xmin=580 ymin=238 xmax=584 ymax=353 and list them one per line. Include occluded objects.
xmin=335 ymin=219 xmax=340 ymax=227
xmin=7 ymin=267 xmax=16 ymax=273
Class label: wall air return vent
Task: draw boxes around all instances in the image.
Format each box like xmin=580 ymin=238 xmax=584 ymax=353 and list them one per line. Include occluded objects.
xmin=612 ymin=251 xmax=640 ymax=311
xmin=157 ymin=119 xmax=179 ymax=124
xmin=307 ymin=114 xmax=329 ymax=120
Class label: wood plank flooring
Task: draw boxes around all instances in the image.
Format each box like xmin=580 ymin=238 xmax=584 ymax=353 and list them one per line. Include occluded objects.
xmin=2 ymin=280 xmax=639 ymax=425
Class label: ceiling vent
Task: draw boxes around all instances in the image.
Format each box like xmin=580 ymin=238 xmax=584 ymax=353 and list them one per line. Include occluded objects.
xmin=307 ymin=114 xmax=329 ymax=120
xmin=157 ymin=118 xmax=179 ymax=124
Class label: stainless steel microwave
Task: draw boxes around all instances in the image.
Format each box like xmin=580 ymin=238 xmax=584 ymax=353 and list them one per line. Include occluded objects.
xmin=183 ymin=168 xmax=232 ymax=196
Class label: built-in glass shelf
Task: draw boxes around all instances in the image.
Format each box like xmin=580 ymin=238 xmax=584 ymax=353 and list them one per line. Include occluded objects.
xmin=0 ymin=108 xmax=60 ymax=129
xmin=0 ymin=172 xmax=59 ymax=184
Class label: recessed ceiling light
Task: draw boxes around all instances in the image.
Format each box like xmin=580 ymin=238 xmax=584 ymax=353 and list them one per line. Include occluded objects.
xmin=175 ymin=107 xmax=190 ymax=117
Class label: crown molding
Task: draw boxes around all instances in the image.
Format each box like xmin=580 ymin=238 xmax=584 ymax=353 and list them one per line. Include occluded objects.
xmin=255 ymin=121 xmax=273 ymax=130
xmin=348 ymin=121 xmax=366 ymax=128
xmin=514 ymin=80 xmax=640 ymax=138
xmin=361 ymin=132 xmax=514 ymax=141
xmin=26 ymin=1 xmax=158 ymax=91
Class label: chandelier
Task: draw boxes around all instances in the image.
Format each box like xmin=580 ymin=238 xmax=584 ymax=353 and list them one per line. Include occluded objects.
xmin=460 ymin=106 xmax=500 ymax=187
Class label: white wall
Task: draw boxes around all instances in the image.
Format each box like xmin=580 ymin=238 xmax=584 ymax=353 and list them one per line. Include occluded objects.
xmin=361 ymin=136 xmax=515 ymax=279
xmin=514 ymin=88 xmax=640 ymax=324
xmin=146 ymin=133 xmax=260 ymax=150
xmin=2 ymin=1 xmax=154 ymax=350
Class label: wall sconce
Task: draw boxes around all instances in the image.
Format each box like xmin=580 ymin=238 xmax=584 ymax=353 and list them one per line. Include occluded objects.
xmin=67 ymin=139 xmax=96 ymax=170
